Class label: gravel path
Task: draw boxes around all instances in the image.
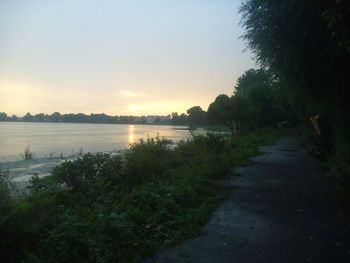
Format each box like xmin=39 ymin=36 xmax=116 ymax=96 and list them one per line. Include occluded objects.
xmin=144 ymin=133 xmax=350 ymax=262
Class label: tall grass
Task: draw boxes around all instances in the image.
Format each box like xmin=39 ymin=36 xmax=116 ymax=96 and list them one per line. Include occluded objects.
xmin=20 ymin=146 xmax=34 ymax=160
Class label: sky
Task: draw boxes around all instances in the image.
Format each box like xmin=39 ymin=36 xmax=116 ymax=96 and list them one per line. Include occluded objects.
xmin=0 ymin=0 xmax=255 ymax=116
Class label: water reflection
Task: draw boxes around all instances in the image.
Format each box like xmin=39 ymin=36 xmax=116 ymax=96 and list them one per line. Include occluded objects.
xmin=128 ymin=125 xmax=135 ymax=144
xmin=0 ymin=122 xmax=190 ymax=162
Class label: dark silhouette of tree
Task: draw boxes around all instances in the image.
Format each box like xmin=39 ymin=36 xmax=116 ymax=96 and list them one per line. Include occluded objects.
xmin=0 ymin=112 xmax=7 ymax=121
xmin=240 ymin=0 xmax=350 ymax=197
xmin=10 ymin=115 xmax=18 ymax=121
xmin=34 ymin=113 xmax=46 ymax=122
xmin=171 ymin=112 xmax=179 ymax=125
xmin=171 ymin=112 xmax=187 ymax=125
xmin=187 ymin=106 xmax=206 ymax=127
xmin=207 ymin=95 xmax=235 ymax=134
xmin=240 ymin=0 xmax=350 ymax=138
xmin=207 ymin=94 xmax=254 ymax=135
xmin=231 ymin=95 xmax=254 ymax=135
xmin=0 ymin=111 xmax=187 ymax=125
xmin=23 ymin=112 xmax=33 ymax=122
xmin=235 ymin=68 xmax=288 ymax=127
xmin=51 ymin=112 xmax=61 ymax=122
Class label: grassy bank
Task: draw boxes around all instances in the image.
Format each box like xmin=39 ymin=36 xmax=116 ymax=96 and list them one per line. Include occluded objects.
xmin=0 ymin=128 xmax=281 ymax=263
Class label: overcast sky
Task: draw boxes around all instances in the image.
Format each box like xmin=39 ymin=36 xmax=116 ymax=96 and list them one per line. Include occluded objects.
xmin=0 ymin=0 xmax=255 ymax=116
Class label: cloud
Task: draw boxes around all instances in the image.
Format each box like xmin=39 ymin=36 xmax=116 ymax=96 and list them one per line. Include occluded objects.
xmin=128 ymin=104 xmax=143 ymax=111
xmin=115 ymin=100 xmax=193 ymax=115
xmin=116 ymin=90 xmax=147 ymax=98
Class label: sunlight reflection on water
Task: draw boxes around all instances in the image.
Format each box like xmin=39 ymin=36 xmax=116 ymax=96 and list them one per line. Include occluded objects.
xmin=128 ymin=125 xmax=135 ymax=144
xmin=0 ymin=122 xmax=190 ymax=162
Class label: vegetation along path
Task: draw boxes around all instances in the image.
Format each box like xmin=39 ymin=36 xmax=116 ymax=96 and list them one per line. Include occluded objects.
xmin=145 ymin=132 xmax=350 ymax=262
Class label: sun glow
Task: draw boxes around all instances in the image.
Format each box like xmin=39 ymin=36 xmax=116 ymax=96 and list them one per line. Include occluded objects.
xmin=128 ymin=125 xmax=135 ymax=144
xmin=0 ymin=82 xmax=46 ymax=115
xmin=127 ymin=104 xmax=143 ymax=111
xmin=122 ymin=100 xmax=194 ymax=116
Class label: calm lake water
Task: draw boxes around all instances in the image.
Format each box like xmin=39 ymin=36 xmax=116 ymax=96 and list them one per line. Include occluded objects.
xmin=0 ymin=122 xmax=190 ymax=162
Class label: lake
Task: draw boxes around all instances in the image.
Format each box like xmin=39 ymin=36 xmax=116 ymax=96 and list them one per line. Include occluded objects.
xmin=0 ymin=122 xmax=190 ymax=162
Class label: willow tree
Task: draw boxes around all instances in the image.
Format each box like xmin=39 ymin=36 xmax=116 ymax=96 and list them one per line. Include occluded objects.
xmin=207 ymin=95 xmax=236 ymax=135
xmin=240 ymin=0 xmax=350 ymax=198
xmin=207 ymin=94 xmax=254 ymax=136
xmin=240 ymin=0 xmax=350 ymax=139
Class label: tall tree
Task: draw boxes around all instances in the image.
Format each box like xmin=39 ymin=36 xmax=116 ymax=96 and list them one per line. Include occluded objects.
xmin=207 ymin=94 xmax=254 ymax=135
xmin=240 ymin=0 xmax=350 ymax=139
xmin=207 ymin=95 xmax=236 ymax=134
xmin=235 ymin=68 xmax=288 ymax=127
xmin=187 ymin=106 xmax=206 ymax=127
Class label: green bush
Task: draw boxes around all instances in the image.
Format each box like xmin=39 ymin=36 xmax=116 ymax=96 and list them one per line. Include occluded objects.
xmin=0 ymin=129 xmax=281 ymax=263
xmin=123 ymin=136 xmax=172 ymax=184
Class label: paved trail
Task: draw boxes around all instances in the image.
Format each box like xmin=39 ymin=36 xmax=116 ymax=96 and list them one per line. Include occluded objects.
xmin=145 ymin=133 xmax=350 ymax=262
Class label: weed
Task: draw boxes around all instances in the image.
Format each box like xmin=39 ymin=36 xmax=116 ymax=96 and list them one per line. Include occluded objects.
xmin=20 ymin=146 xmax=35 ymax=160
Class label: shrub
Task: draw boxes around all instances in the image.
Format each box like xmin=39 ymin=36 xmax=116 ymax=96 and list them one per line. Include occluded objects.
xmin=123 ymin=136 xmax=172 ymax=184
xmin=0 ymin=129 xmax=281 ymax=263
xmin=51 ymin=153 xmax=123 ymax=191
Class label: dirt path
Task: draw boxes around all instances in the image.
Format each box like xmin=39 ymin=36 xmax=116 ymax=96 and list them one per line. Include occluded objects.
xmin=144 ymin=133 xmax=350 ymax=262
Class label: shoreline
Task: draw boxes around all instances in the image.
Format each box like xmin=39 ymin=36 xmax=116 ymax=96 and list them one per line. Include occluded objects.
xmin=0 ymin=150 xmax=126 ymax=188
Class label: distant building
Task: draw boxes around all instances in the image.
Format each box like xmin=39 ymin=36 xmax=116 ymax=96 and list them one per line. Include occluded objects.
xmin=145 ymin=115 xmax=171 ymax=124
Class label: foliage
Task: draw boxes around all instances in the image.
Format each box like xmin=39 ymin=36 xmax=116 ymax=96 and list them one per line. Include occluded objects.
xmin=207 ymin=68 xmax=291 ymax=136
xmin=170 ymin=112 xmax=188 ymax=125
xmin=207 ymin=95 xmax=236 ymax=134
xmin=0 ymin=111 xmax=189 ymax=126
xmin=0 ymin=129 xmax=281 ymax=263
xmin=239 ymin=0 xmax=350 ymax=136
xmin=207 ymin=94 xmax=255 ymax=136
xmin=240 ymin=0 xmax=350 ymax=199
xmin=235 ymin=68 xmax=294 ymax=127
xmin=186 ymin=106 xmax=206 ymax=127
xmin=0 ymin=170 xmax=11 ymax=208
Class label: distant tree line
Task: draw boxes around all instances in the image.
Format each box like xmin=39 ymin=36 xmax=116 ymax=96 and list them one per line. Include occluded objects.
xmin=0 ymin=112 xmax=188 ymax=125
xmin=0 ymin=111 xmax=210 ymax=126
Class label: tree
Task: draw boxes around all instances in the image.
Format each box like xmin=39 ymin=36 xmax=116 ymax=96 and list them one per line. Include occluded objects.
xmin=187 ymin=106 xmax=206 ymax=127
xmin=171 ymin=112 xmax=180 ymax=125
xmin=240 ymin=0 xmax=350 ymax=198
xmin=10 ymin=115 xmax=18 ymax=121
xmin=207 ymin=94 xmax=253 ymax=135
xmin=0 ymin=112 xmax=7 ymax=121
xmin=51 ymin=112 xmax=61 ymax=122
xmin=231 ymin=95 xmax=254 ymax=134
xmin=34 ymin=113 xmax=46 ymax=122
xmin=240 ymin=0 xmax=350 ymax=138
xmin=23 ymin=112 xmax=33 ymax=122
xmin=235 ymin=68 xmax=270 ymax=95
xmin=235 ymin=68 xmax=288 ymax=127
xmin=207 ymin=95 xmax=235 ymax=134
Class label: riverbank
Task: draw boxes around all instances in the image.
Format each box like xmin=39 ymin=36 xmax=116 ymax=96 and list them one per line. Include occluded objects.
xmin=0 ymin=129 xmax=281 ymax=263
